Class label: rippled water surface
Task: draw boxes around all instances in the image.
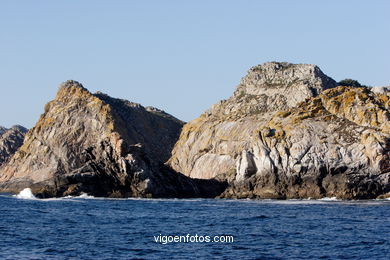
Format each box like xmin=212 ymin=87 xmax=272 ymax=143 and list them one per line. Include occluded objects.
xmin=0 ymin=194 xmax=389 ymax=259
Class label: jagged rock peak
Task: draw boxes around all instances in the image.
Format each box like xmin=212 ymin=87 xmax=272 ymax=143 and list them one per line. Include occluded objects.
xmin=0 ymin=81 xmax=195 ymax=198
xmin=9 ymin=125 xmax=28 ymax=132
xmin=233 ymin=61 xmax=337 ymax=107
xmin=0 ymin=125 xmax=27 ymax=136
xmin=59 ymin=80 xmax=87 ymax=91
xmin=202 ymin=62 xmax=337 ymax=122
xmin=246 ymin=61 xmax=326 ymax=78
xmin=54 ymin=80 xmax=93 ymax=101
xmin=0 ymin=125 xmax=28 ymax=137
xmin=248 ymin=61 xmax=321 ymax=73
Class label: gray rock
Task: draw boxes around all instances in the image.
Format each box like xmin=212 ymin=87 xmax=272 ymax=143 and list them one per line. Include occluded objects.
xmin=0 ymin=80 xmax=226 ymax=198
xmin=0 ymin=125 xmax=28 ymax=166
xmin=169 ymin=62 xmax=337 ymax=180
xmin=371 ymin=86 xmax=390 ymax=95
xmin=169 ymin=62 xmax=390 ymax=199
xmin=222 ymin=86 xmax=390 ymax=199
xmin=0 ymin=126 xmax=7 ymax=135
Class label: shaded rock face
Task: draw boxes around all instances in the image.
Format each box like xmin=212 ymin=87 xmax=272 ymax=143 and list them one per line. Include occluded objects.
xmin=0 ymin=81 xmax=226 ymax=198
xmin=169 ymin=62 xmax=337 ymax=180
xmin=169 ymin=62 xmax=390 ymax=199
xmin=0 ymin=127 xmax=7 ymax=135
xmin=0 ymin=125 xmax=28 ymax=166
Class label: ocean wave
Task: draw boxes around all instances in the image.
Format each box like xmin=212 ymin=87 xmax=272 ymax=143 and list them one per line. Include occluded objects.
xmin=14 ymin=188 xmax=37 ymax=200
xmin=76 ymin=193 xmax=95 ymax=199
xmin=12 ymin=190 xmax=94 ymax=201
xmin=8 ymin=190 xmax=390 ymax=203
xmin=318 ymin=197 xmax=340 ymax=201
xmin=46 ymin=193 xmax=96 ymax=200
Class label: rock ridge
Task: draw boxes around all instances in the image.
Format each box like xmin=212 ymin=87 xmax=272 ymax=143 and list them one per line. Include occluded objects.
xmin=2 ymin=62 xmax=389 ymax=200
xmin=0 ymin=80 xmax=225 ymax=198
xmin=168 ymin=62 xmax=390 ymax=199
xmin=169 ymin=62 xmax=337 ymax=179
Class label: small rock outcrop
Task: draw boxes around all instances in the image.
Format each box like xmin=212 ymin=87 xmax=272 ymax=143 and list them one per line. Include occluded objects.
xmin=169 ymin=62 xmax=390 ymax=199
xmin=0 ymin=81 xmax=225 ymax=198
xmin=0 ymin=125 xmax=28 ymax=166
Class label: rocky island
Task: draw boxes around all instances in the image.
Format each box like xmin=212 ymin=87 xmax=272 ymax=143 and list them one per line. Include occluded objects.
xmin=1 ymin=62 xmax=389 ymax=199
xmin=0 ymin=81 xmax=225 ymax=198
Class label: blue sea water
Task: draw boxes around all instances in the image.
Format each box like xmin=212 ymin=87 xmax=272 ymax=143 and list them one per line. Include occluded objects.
xmin=0 ymin=193 xmax=389 ymax=260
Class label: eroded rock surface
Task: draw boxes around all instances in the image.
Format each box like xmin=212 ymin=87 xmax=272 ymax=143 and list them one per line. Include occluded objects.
xmin=223 ymin=86 xmax=390 ymax=199
xmin=169 ymin=62 xmax=390 ymax=199
xmin=0 ymin=81 xmax=225 ymax=198
xmin=2 ymin=62 xmax=388 ymax=200
xmin=0 ymin=125 xmax=28 ymax=166
xmin=169 ymin=62 xmax=337 ymax=179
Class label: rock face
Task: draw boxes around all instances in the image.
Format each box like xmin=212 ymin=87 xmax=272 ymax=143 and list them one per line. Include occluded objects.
xmin=1 ymin=63 xmax=388 ymax=200
xmin=371 ymin=86 xmax=390 ymax=95
xmin=169 ymin=62 xmax=337 ymax=179
xmin=0 ymin=126 xmax=7 ymax=135
xmin=0 ymin=81 xmax=225 ymax=198
xmin=0 ymin=125 xmax=28 ymax=166
xmin=169 ymin=62 xmax=390 ymax=199
xmin=225 ymin=86 xmax=390 ymax=199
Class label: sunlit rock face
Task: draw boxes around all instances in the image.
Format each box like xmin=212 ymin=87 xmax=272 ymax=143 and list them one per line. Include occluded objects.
xmin=169 ymin=62 xmax=337 ymax=180
xmin=169 ymin=62 xmax=390 ymax=199
xmin=0 ymin=80 xmax=225 ymax=198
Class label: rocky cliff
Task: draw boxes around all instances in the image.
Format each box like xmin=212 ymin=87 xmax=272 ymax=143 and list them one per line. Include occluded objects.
xmin=0 ymin=125 xmax=28 ymax=166
xmin=2 ymin=63 xmax=388 ymax=200
xmin=0 ymin=81 xmax=225 ymax=198
xmin=224 ymin=86 xmax=390 ymax=199
xmin=169 ymin=62 xmax=390 ymax=199
xmin=169 ymin=62 xmax=337 ymax=179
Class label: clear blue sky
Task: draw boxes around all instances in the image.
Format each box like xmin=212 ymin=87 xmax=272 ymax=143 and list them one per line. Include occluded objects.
xmin=1 ymin=0 xmax=389 ymax=128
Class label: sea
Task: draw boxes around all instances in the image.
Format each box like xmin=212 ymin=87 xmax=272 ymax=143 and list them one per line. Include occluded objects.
xmin=0 ymin=189 xmax=389 ymax=260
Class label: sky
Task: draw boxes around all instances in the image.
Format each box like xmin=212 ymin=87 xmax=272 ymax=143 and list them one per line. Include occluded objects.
xmin=0 ymin=0 xmax=389 ymax=128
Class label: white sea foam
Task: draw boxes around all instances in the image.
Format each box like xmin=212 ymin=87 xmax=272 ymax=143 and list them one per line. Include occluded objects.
xmin=12 ymin=189 xmax=93 ymax=201
xmin=318 ymin=197 xmax=340 ymax=201
xmin=77 ymin=193 xmax=95 ymax=199
xmin=55 ymin=193 xmax=95 ymax=199
xmin=14 ymin=188 xmax=36 ymax=199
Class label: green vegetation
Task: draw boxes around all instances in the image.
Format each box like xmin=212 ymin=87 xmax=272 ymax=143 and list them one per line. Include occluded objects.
xmin=237 ymin=90 xmax=246 ymax=99
xmin=338 ymin=78 xmax=363 ymax=87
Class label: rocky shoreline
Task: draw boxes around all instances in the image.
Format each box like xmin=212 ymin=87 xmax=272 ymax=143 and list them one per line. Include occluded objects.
xmin=1 ymin=62 xmax=389 ymax=199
